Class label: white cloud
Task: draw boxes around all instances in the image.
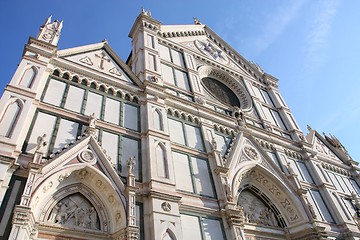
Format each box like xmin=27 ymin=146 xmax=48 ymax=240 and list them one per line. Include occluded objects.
xmin=253 ymin=1 xmax=306 ymax=55
xmin=313 ymin=93 xmax=360 ymax=133
xmin=305 ymin=0 xmax=341 ymax=71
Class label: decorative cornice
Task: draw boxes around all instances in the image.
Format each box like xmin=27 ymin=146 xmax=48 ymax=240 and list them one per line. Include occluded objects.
xmin=321 ymin=162 xmax=352 ymax=177
xmin=159 ymin=29 xmax=206 ymax=38
xmin=166 ymin=107 xmax=201 ymax=124
xmin=284 ymin=148 xmax=304 ymax=160
xmin=147 ymin=191 xmax=182 ymax=202
xmin=27 ymin=37 xmax=57 ymax=52
xmin=203 ymin=27 xmax=265 ymax=82
xmin=129 ymin=12 xmax=161 ymax=38
xmin=24 ymin=44 xmax=55 ymax=59
xmin=4 ymin=84 xmax=37 ymax=99
xmin=255 ymin=138 xmax=275 ymax=151
xmin=50 ymin=66 xmax=142 ymax=101
xmin=214 ymin=124 xmax=236 ymax=136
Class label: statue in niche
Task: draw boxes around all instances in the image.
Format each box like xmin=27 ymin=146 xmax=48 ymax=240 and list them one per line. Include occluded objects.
xmin=48 ymin=193 xmax=100 ymax=230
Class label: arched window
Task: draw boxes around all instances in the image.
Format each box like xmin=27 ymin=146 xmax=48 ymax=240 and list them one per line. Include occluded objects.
xmin=19 ymin=66 xmax=37 ymax=88
xmin=0 ymin=99 xmax=22 ymax=137
xmin=153 ymin=108 xmax=163 ymax=131
xmin=156 ymin=143 xmax=168 ymax=178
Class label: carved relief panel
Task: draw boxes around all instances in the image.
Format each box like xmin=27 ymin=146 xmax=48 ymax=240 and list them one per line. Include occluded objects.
xmin=238 ymin=190 xmax=279 ymax=227
xmin=47 ymin=193 xmax=100 ymax=230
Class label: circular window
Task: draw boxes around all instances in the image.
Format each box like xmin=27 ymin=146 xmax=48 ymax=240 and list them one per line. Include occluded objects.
xmin=202 ymin=77 xmax=240 ymax=107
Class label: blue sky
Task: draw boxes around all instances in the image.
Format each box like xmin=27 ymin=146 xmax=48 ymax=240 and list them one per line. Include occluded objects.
xmin=0 ymin=0 xmax=359 ymax=161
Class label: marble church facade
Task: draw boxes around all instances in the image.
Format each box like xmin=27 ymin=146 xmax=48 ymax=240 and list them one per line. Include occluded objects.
xmin=0 ymin=10 xmax=360 ymax=240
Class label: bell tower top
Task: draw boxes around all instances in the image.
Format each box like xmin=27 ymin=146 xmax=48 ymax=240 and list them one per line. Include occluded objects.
xmin=36 ymin=16 xmax=63 ymax=46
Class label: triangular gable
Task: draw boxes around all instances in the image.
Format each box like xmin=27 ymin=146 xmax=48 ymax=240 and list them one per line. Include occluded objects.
xmin=35 ymin=135 xmax=126 ymax=200
xmin=313 ymin=132 xmax=343 ymax=163
xmin=159 ymin=24 xmax=260 ymax=78
xmin=24 ymin=134 xmax=128 ymax=234
xmin=58 ymin=42 xmax=142 ymax=87
xmin=223 ymin=134 xmax=305 ymax=225
xmin=182 ymin=39 xmax=251 ymax=76
xmin=225 ymin=133 xmax=286 ymax=184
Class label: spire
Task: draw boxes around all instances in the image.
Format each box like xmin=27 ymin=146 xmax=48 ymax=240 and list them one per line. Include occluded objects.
xmin=140 ymin=7 xmax=152 ymax=17
xmin=36 ymin=16 xmax=63 ymax=46
xmin=42 ymin=15 xmax=52 ymax=27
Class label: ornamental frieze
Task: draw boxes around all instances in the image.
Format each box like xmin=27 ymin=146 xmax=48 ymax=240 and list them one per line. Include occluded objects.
xmin=241 ymin=169 xmax=300 ymax=223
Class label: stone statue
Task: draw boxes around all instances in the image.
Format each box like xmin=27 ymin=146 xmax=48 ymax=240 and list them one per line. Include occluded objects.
xmin=36 ymin=134 xmax=47 ymax=151
xmin=89 ymin=113 xmax=97 ymax=128
xmin=286 ymin=162 xmax=295 ymax=175
xmin=224 ymin=177 xmax=233 ymax=202
xmin=304 ymin=196 xmax=317 ymax=219
xmin=210 ymin=137 xmax=217 ymax=151
xmin=127 ymin=156 xmax=136 ymax=175
xmin=232 ymin=107 xmax=246 ymax=127
xmin=352 ymin=192 xmax=360 ymax=218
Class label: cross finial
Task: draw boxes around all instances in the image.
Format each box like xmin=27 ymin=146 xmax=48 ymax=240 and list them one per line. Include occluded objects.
xmin=193 ymin=17 xmax=202 ymax=25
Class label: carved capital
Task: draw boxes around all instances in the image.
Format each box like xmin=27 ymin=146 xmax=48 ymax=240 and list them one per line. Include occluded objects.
xmin=117 ymin=226 xmax=139 ymax=240
xmin=12 ymin=205 xmax=32 ymax=225
xmin=222 ymin=205 xmax=244 ymax=227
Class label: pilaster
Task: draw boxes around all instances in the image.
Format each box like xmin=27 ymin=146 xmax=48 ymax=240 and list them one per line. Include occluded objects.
xmin=8 ymin=205 xmax=36 ymax=240
xmin=129 ymin=9 xmax=162 ymax=83
xmin=0 ymin=17 xmax=60 ymax=159
xmin=0 ymin=156 xmax=18 ymax=205
xmin=125 ymin=158 xmax=139 ymax=240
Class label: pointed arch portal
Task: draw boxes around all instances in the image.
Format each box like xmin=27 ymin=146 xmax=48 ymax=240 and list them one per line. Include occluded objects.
xmin=232 ymin=164 xmax=306 ymax=228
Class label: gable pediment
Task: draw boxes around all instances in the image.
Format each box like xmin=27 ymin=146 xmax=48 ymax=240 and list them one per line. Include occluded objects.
xmin=25 ymin=134 xmax=129 ymax=234
xmin=181 ymin=39 xmax=252 ymax=77
xmin=313 ymin=134 xmax=344 ymax=163
xmin=58 ymin=42 xmax=142 ymax=87
xmin=225 ymin=134 xmax=285 ymax=183
xmin=34 ymin=135 xmax=126 ymax=197
xmin=159 ymin=24 xmax=261 ymax=78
